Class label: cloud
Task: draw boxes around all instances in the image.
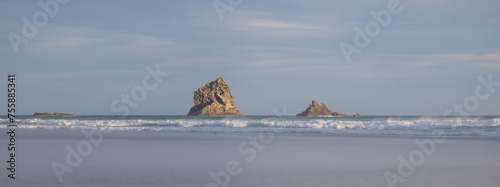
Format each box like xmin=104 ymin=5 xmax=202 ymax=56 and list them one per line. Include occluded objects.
xmin=230 ymin=18 xmax=328 ymax=38
xmin=415 ymin=53 xmax=500 ymax=66
xmin=25 ymin=25 xmax=180 ymax=56
xmin=238 ymin=19 xmax=327 ymax=30
xmin=205 ymin=9 xmax=333 ymax=39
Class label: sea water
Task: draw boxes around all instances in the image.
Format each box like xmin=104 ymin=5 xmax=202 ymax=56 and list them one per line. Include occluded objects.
xmin=1 ymin=115 xmax=499 ymax=137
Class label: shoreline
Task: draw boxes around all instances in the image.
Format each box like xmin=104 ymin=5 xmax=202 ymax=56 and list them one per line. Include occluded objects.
xmin=2 ymin=128 xmax=500 ymax=186
xmin=9 ymin=128 xmax=500 ymax=140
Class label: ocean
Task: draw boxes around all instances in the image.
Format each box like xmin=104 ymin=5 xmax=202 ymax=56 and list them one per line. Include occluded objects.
xmin=1 ymin=115 xmax=500 ymax=137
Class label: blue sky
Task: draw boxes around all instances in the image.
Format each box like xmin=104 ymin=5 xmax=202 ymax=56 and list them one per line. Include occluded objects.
xmin=1 ymin=0 xmax=499 ymax=115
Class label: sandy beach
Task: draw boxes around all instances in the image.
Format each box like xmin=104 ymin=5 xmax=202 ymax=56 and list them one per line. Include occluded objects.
xmin=1 ymin=129 xmax=500 ymax=187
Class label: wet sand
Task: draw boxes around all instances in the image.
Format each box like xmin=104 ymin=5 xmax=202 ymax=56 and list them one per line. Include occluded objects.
xmin=1 ymin=129 xmax=500 ymax=187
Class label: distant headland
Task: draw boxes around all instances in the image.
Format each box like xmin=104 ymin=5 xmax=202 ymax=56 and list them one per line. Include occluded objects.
xmin=33 ymin=112 xmax=76 ymax=117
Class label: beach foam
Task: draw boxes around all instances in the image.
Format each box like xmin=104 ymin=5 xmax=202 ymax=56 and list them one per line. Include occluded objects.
xmin=1 ymin=116 xmax=500 ymax=137
xmin=2 ymin=129 xmax=500 ymax=187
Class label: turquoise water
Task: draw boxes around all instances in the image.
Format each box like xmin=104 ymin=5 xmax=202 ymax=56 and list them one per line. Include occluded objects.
xmin=1 ymin=115 xmax=500 ymax=137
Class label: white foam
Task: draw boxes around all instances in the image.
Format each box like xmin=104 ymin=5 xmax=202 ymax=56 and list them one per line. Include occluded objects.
xmin=2 ymin=116 xmax=500 ymax=137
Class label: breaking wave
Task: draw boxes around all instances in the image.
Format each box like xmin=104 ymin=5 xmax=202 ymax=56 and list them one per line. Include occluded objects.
xmin=1 ymin=115 xmax=499 ymax=137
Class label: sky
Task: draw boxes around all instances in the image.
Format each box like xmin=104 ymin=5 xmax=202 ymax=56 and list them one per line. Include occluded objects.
xmin=1 ymin=0 xmax=499 ymax=115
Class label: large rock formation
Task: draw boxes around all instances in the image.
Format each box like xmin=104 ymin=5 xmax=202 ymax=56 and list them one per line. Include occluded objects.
xmin=33 ymin=112 xmax=76 ymax=117
xmin=296 ymin=100 xmax=333 ymax=117
xmin=187 ymin=77 xmax=243 ymax=117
